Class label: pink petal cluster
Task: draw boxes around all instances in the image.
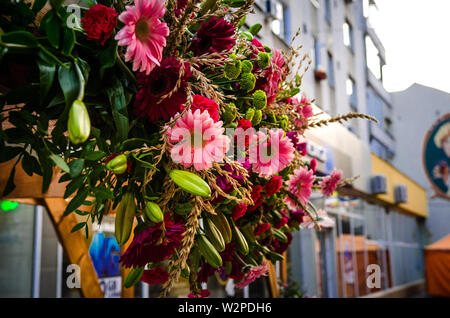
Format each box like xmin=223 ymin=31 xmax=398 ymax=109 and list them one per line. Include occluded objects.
xmin=293 ymin=95 xmax=314 ymax=129
xmin=235 ymin=260 xmax=269 ymax=289
xmin=115 ymin=0 xmax=169 ymax=75
xmin=260 ymin=48 xmax=285 ymax=104
xmin=319 ymin=169 xmax=343 ymax=196
xmin=285 ymin=166 xmax=316 ymax=209
xmin=249 ymin=129 xmax=295 ymax=178
xmin=302 ymin=209 xmax=335 ymax=229
xmin=166 ymin=109 xmax=230 ymax=171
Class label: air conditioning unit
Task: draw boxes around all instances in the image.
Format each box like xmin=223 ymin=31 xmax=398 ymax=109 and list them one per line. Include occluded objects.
xmin=394 ymin=184 xmax=408 ymax=204
xmin=370 ymin=175 xmax=387 ymax=194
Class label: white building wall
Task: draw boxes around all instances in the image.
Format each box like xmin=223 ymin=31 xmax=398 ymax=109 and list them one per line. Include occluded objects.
xmin=391 ymin=84 xmax=450 ymax=242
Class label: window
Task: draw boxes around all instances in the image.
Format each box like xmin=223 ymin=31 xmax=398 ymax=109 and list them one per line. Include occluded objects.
xmin=314 ymin=37 xmax=321 ymax=69
xmin=325 ymin=0 xmax=332 ymax=24
xmin=365 ymin=36 xmax=382 ymax=80
xmin=327 ymin=52 xmax=334 ymax=87
xmin=346 ymin=77 xmax=357 ymax=110
xmin=270 ymin=1 xmax=291 ymax=42
xmin=343 ymin=21 xmax=354 ymax=51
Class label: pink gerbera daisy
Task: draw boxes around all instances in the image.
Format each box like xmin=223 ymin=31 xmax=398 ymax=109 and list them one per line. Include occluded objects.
xmin=302 ymin=209 xmax=335 ymax=229
xmin=249 ymin=129 xmax=295 ymax=178
xmin=319 ymin=169 xmax=343 ymax=196
xmin=166 ymin=109 xmax=230 ymax=171
xmin=115 ymin=0 xmax=169 ymax=75
xmin=235 ymin=260 xmax=269 ymax=289
xmin=257 ymin=48 xmax=285 ymax=104
xmin=285 ymin=166 xmax=316 ymax=209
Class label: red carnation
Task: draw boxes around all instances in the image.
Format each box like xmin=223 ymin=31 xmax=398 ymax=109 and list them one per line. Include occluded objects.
xmin=264 ymin=176 xmax=283 ymax=197
xmin=81 ymin=4 xmax=117 ymax=46
xmin=187 ymin=95 xmax=220 ymax=122
xmin=247 ymin=185 xmax=263 ymax=212
xmin=298 ymin=142 xmax=307 ymax=156
xmin=232 ymin=203 xmax=248 ymax=221
xmin=190 ymin=17 xmax=235 ymax=56
xmin=140 ymin=266 xmax=169 ymax=285
xmin=275 ymin=217 xmax=288 ymax=229
xmin=238 ymin=118 xmax=252 ymax=130
xmin=134 ymin=57 xmax=191 ymax=122
xmin=254 ymin=223 xmax=271 ymax=236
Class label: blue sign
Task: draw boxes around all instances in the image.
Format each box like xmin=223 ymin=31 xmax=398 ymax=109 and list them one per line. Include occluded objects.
xmin=89 ymin=232 xmax=121 ymax=278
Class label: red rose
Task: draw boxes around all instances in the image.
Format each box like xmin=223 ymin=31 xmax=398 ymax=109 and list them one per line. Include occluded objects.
xmin=254 ymin=223 xmax=271 ymax=236
xmin=140 ymin=266 xmax=169 ymax=285
xmin=189 ymin=95 xmax=220 ymax=122
xmin=232 ymin=204 xmax=248 ymax=221
xmin=275 ymin=217 xmax=288 ymax=229
xmin=238 ymin=118 xmax=252 ymax=130
xmin=81 ymin=4 xmax=118 ymax=46
xmin=264 ymin=176 xmax=283 ymax=196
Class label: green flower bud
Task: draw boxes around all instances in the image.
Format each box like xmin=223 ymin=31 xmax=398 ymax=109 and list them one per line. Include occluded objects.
xmin=252 ymin=90 xmax=267 ymax=110
xmin=223 ymin=103 xmax=237 ymax=123
xmin=224 ymin=60 xmax=242 ymax=80
xmin=241 ymin=60 xmax=253 ymax=73
xmin=123 ymin=267 xmax=144 ymax=288
xmin=251 ymin=109 xmax=262 ymax=126
xmin=257 ymin=52 xmax=270 ymax=69
xmin=68 ymin=100 xmax=91 ymax=144
xmin=115 ymin=193 xmax=136 ymax=245
xmin=245 ymin=107 xmax=255 ymax=121
xmin=106 ymin=154 xmax=128 ymax=174
xmin=144 ymin=201 xmax=164 ymax=223
xmin=169 ymin=170 xmax=211 ymax=197
xmin=280 ymin=118 xmax=288 ymax=130
xmin=239 ymin=72 xmax=256 ymax=92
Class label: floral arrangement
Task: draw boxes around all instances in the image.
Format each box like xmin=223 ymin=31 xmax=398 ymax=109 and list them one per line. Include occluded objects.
xmin=0 ymin=0 xmax=376 ymax=297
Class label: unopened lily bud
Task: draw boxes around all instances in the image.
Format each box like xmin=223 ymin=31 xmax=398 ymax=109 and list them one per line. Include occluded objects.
xmin=68 ymin=100 xmax=91 ymax=144
xmin=169 ymin=170 xmax=211 ymax=197
xmin=115 ymin=192 xmax=136 ymax=245
xmin=144 ymin=201 xmax=164 ymax=223
xmin=106 ymin=154 xmax=128 ymax=174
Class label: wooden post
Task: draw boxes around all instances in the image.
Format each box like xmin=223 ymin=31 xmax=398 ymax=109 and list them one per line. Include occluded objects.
xmin=44 ymin=198 xmax=104 ymax=298
xmin=267 ymin=261 xmax=280 ymax=298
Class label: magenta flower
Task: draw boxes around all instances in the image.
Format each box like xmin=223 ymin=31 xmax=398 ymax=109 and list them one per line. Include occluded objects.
xmin=115 ymin=0 xmax=169 ymax=75
xmin=285 ymin=167 xmax=316 ymax=209
xmin=319 ymin=169 xmax=343 ymax=196
xmin=258 ymin=48 xmax=285 ymax=104
xmin=249 ymin=129 xmax=295 ymax=178
xmin=235 ymin=260 xmax=269 ymax=289
xmin=166 ymin=109 xmax=230 ymax=171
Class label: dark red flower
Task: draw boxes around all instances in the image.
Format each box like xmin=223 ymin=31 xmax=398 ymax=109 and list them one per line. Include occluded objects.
xmin=254 ymin=223 xmax=271 ymax=236
xmin=275 ymin=217 xmax=288 ymax=229
xmin=188 ymin=289 xmax=210 ymax=298
xmin=175 ymin=0 xmax=188 ymax=16
xmin=187 ymin=95 xmax=220 ymax=122
xmin=264 ymin=176 xmax=283 ymax=196
xmin=247 ymin=185 xmax=263 ymax=212
xmin=232 ymin=203 xmax=248 ymax=221
xmin=238 ymin=118 xmax=252 ymax=130
xmin=272 ymin=232 xmax=293 ymax=254
xmin=197 ymin=262 xmax=216 ymax=283
xmin=140 ymin=266 xmax=169 ymax=285
xmin=289 ymin=210 xmax=305 ymax=227
xmin=120 ymin=215 xmax=184 ymax=268
xmin=190 ymin=17 xmax=235 ymax=56
xmin=309 ymin=158 xmax=317 ymax=172
xmin=81 ymin=4 xmax=117 ymax=46
xmin=134 ymin=57 xmax=191 ymax=122
xmin=297 ymin=142 xmax=307 ymax=156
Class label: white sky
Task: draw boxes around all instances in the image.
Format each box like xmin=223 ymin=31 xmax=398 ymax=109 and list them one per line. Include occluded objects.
xmin=372 ymin=0 xmax=450 ymax=93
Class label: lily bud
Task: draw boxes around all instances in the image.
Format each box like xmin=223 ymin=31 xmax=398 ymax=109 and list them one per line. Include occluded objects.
xmin=106 ymin=154 xmax=128 ymax=174
xmin=169 ymin=170 xmax=211 ymax=197
xmin=144 ymin=201 xmax=164 ymax=223
xmin=68 ymin=100 xmax=91 ymax=144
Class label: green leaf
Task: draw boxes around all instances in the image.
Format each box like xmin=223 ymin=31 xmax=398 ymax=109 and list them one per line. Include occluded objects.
xmin=50 ymin=0 xmax=66 ymax=11
xmin=21 ymin=153 xmax=41 ymax=177
xmin=2 ymin=167 xmax=16 ymax=196
xmin=49 ymin=153 xmax=70 ymax=173
xmin=71 ymin=222 xmax=86 ymax=233
xmin=238 ymin=16 xmax=246 ymax=28
xmin=69 ymin=158 xmax=84 ymax=177
xmin=94 ymin=186 xmax=114 ymax=200
xmin=58 ymin=62 xmax=79 ymax=106
xmin=37 ymin=58 xmax=56 ymax=105
xmin=99 ymin=41 xmax=118 ymax=72
xmin=85 ymin=151 xmax=106 ymax=161
xmin=105 ymin=79 xmax=129 ymax=143
xmin=62 ymin=27 xmax=75 ymax=56
xmin=75 ymin=209 xmax=90 ymax=216
xmin=45 ymin=11 xmax=61 ymax=49
xmin=1 ymin=31 xmax=39 ymax=47
xmin=249 ymin=24 xmax=262 ymax=36
xmin=0 ymin=147 xmax=23 ymax=163
xmin=64 ymin=176 xmax=84 ymax=198
xmin=32 ymin=0 xmax=48 ymax=14
xmin=64 ymin=187 xmax=89 ymax=216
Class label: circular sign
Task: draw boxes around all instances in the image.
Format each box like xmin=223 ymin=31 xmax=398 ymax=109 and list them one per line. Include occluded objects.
xmin=423 ymin=113 xmax=450 ymax=200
